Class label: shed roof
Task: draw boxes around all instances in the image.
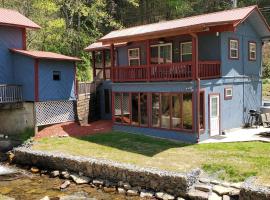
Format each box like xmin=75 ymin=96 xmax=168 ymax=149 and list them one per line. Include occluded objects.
xmin=84 ymin=42 xmax=127 ymax=51
xmin=0 ymin=8 xmax=40 ymax=29
xmin=99 ymin=5 xmax=270 ymax=44
xmin=10 ymin=49 xmax=81 ymax=61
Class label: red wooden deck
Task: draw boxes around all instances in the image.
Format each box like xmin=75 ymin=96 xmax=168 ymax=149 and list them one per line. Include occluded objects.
xmin=35 ymin=120 xmax=113 ymax=139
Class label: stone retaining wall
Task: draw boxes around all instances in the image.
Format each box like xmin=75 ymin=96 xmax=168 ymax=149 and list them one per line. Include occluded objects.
xmin=12 ymin=148 xmax=199 ymax=197
xmin=12 ymin=148 xmax=270 ymax=200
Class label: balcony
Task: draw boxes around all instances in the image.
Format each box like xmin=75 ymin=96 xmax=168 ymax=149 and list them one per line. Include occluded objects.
xmin=112 ymin=61 xmax=221 ymax=82
xmin=0 ymin=84 xmax=23 ymax=103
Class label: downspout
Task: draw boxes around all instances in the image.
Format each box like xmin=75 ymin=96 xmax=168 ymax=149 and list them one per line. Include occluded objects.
xmin=191 ymin=33 xmax=200 ymax=143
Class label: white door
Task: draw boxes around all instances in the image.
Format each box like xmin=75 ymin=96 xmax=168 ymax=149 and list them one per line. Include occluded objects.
xmin=210 ymin=95 xmax=220 ymax=136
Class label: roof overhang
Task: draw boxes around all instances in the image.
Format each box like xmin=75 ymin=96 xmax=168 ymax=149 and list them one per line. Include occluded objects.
xmin=84 ymin=42 xmax=127 ymax=52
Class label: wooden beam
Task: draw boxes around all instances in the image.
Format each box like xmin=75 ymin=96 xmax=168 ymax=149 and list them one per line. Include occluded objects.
xmin=110 ymin=44 xmax=115 ymax=82
xmin=146 ymin=40 xmax=150 ymax=81
xmin=92 ymin=51 xmax=96 ymax=80
xmin=102 ymin=50 xmax=106 ymax=79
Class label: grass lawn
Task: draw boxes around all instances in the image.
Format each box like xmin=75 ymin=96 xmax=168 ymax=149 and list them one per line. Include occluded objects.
xmin=33 ymin=131 xmax=270 ymax=185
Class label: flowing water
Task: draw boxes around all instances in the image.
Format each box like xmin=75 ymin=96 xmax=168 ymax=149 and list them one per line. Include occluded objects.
xmin=0 ymin=164 xmax=143 ymax=200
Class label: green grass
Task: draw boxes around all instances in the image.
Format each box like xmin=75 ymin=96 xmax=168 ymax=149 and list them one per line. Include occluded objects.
xmin=33 ymin=132 xmax=270 ymax=185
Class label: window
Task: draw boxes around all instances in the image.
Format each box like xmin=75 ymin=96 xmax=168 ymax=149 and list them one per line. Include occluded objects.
xmin=152 ymin=93 xmax=160 ymax=127
xmin=122 ymin=93 xmax=130 ymax=124
xmin=128 ymin=48 xmax=140 ymax=66
xmin=161 ymin=94 xmax=170 ymax=128
xmin=150 ymin=43 xmax=172 ymax=64
xmin=224 ymin=87 xmax=233 ymax=100
xmin=171 ymin=94 xmax=182 ymax=129
xmin=183 ymin=93 xmax=193 ymax=130
xmin=180 ymin=42 xmax=192 ymax=61
xmin=140 ymin=93 xmax=148 ymax=126
xmin=249 ymin=42 xmax=256 ymax=61
xmin=114 ymin=93 xmax=122 ymax=123
xmin=53 ymin=71 xmax=61 ymax=81
xmin=229 ymin=39 xmax=239 ymax=59
xmin=131 ymin=93 xmax=139 ymax=125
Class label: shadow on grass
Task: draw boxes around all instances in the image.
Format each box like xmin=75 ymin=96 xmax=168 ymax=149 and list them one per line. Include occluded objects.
xmin=76 ymin=131 xmax=191 ymax=157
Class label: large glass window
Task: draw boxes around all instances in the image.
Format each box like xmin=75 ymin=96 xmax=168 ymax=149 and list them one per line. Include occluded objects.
xmin=172 ymin=94 xmax=182 ymax=129
xmin=140 ymin=93 xmax=148 ymax=126
xmin=128 ymin=48 xmax=140 ymax=66
xmin=161 ymin=94 xmax=170 ymax=128
xmin=131 ymin=93 xmax=139 ymax=125
xmin=183 ymin=93 xmax=193 ymax=130
xmin=180 ymin=42 xmax=192 ymax=61
xmin=150 ymin=43 xmax=172 ymax=64
xmin=95 ymin=51 xmax=103 ymax=68
xmin=152 ymin=93 xmax=160 ymax=127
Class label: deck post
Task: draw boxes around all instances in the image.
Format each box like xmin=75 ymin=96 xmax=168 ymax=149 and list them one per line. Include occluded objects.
xmin=102 ymin=49 xmax=106 ymax=79
xmin=110 ymin=44 xmax=115 ymax=82
xmin=92 ymin=51 xmax=96 ymax=79
xmin=146 ymin=40 xmax=150 ymax=81
xmin=191 ymin=33 xmax=200 ymax=141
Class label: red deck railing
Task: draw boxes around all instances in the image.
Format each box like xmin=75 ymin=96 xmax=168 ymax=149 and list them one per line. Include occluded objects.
xmin=113 ymin=61 xmax=220 ymax=82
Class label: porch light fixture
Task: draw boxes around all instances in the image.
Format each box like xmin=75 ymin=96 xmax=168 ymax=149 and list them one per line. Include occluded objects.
xmin=216 ymin=32 xmax=219 ymax=37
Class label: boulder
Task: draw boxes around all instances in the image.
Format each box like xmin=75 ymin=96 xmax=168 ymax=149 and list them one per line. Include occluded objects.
xmin=60 ymin=180 xmax=71 ymax=190
xmin=60 ymin=171 xmax=70 ymax=179
xmin=194 ymin=184 xmax=212 ymax=192
xmin=187 ymin=189 xmax=209 ymax=200
xmin=92 ymin=179 xmax=104 ymax=186
xmin=117 ymin=188 xmax=126 ymax=194
xmin=50 ymin=170 xmax=60 ymax=177
xmin=30 ymin=167 xmax=40 ymax=173
xmin=208 ymin=192 xmax=222 ymax=200
xmin=103 ymin=187 xmax=116 ymax=193
xmin=140 ymin=190 xmax=154 ymax=198
xmin=70 ymin=174 xmax=91 ymax=184
xmin=212 ymin=185 xmax=233 ymax=196
xmin=156 ymin=192 xmax=174 ymax=200
xmin=127 ymin=189 xmax=139 ymax=196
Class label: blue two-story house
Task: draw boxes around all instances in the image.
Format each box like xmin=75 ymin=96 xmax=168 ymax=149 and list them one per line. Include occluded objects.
xmin=86 ymin=5 xmax=270 ymax=143
xmin=0 ymin=8 xmax=80 ymax=135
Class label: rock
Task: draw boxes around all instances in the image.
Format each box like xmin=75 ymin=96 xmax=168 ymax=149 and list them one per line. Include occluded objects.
xmin=211 ymin=180 xmax=222 ymax=185
xmin=123 ymin=182 xmax=131 ymax=190
xmin=92 ymin=179 xmax=104 ymax=186
xmin=60 ymin=171 xmax=70 ymax=179
xmin=117 ymin=188 xmax=126 ymax=194
xmin=195 ymin=184 xmax=212 ymax=192
xmin=50 ymin=170 xmax=60 ymax=177
xmin=230 ymin=182 xmax=243 ymax=189
xmin=103 ymin=187 xmax=116 ymax=193
xmin=0 ymin=152 xmax=8 ymax=162
xmin=220 ymin=182 xmax=231 ymax=187
xmin=0 ymin=194 xmax=15 ymax=200
xmin=30 ymin=167 xmax=40 ymax=173
xmin=222 ymin=195 xmax=230 ymax=200
xmin=104 ymin=180 xmax=116 ymax=187
xmin=187 ymin=189 xmax=209 ymax=200
xmin=40 ymin=196 xmax=50 ymax=200
xmin=209 ymin=192 xmax=222 ymax=200
xmin=127 ymin=189 xmax=138 ymax=196
xmin=60 ymin=192 xmax=95 ymax=200
xmin=70 ymin=174 xmax=90 ymax=184
xmin=213 ymin=185 xmax=233 ymax=196
xmin=140 ymin=190 xmax=154 ymax=198
xmin=199 ymin=178 xmax=210 ymax=184
xmin=8 ymin=152 xmax=15 ymax=163
xmin=40 ymin=170 xmax=48 ymax=174
xmin=156 ymin=192 xmax=174 ymax=200
xmin=60 ymin=180 xmax=71 ymax=190
xmin=229 ymin=189 xmax=240 ymax=196
xmin=177 ymin=198 xmax=186 ymax=200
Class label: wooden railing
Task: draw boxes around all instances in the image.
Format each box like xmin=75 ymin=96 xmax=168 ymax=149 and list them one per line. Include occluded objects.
xmin=0 ymin=84 xmax=23 ymax=103
xmin=112 ymin=61 xmax=220 ymax=82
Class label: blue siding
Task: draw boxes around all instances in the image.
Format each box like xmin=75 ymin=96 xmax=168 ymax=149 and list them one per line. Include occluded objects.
xmin=38 ymin=60 xmax=76 ymax=101
xmin=220 ymin=21 xmax=262 ymax=77
xmin=114 ymin=125 xmax=197 ymax=143
xmin=0 ymin=26 xmax=23 ymax=83
xmin=12 ymin=54 xmax=35 ymax=101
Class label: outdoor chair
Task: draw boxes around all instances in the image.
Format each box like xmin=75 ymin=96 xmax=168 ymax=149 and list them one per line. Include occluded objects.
xmin=261 ymin=113 xmax=270 ymax=128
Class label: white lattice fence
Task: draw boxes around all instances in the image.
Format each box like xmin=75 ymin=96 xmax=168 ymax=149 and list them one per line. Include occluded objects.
xmin=35 ymin=101 xmax=75 ymax=126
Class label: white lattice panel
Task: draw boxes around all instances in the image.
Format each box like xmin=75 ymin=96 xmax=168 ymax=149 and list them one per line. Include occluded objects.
xmin=35 ymin=101 xmax=75 ymax=126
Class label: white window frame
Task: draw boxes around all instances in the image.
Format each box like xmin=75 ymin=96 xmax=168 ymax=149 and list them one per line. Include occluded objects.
xmin=150 ymin=43 xmax=172 ymax=64
xmin=229 ymin=39 xmax=239 ymax=59
xmin=128 ymin=48 xmax=140 ymax=66
xmin=180 ymin=41 xmax=192 ymax=61
xmin=224 ymin=87 xmax=233 ymax=99
xmin=249 ymin=42 xmax=256 ymax=61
